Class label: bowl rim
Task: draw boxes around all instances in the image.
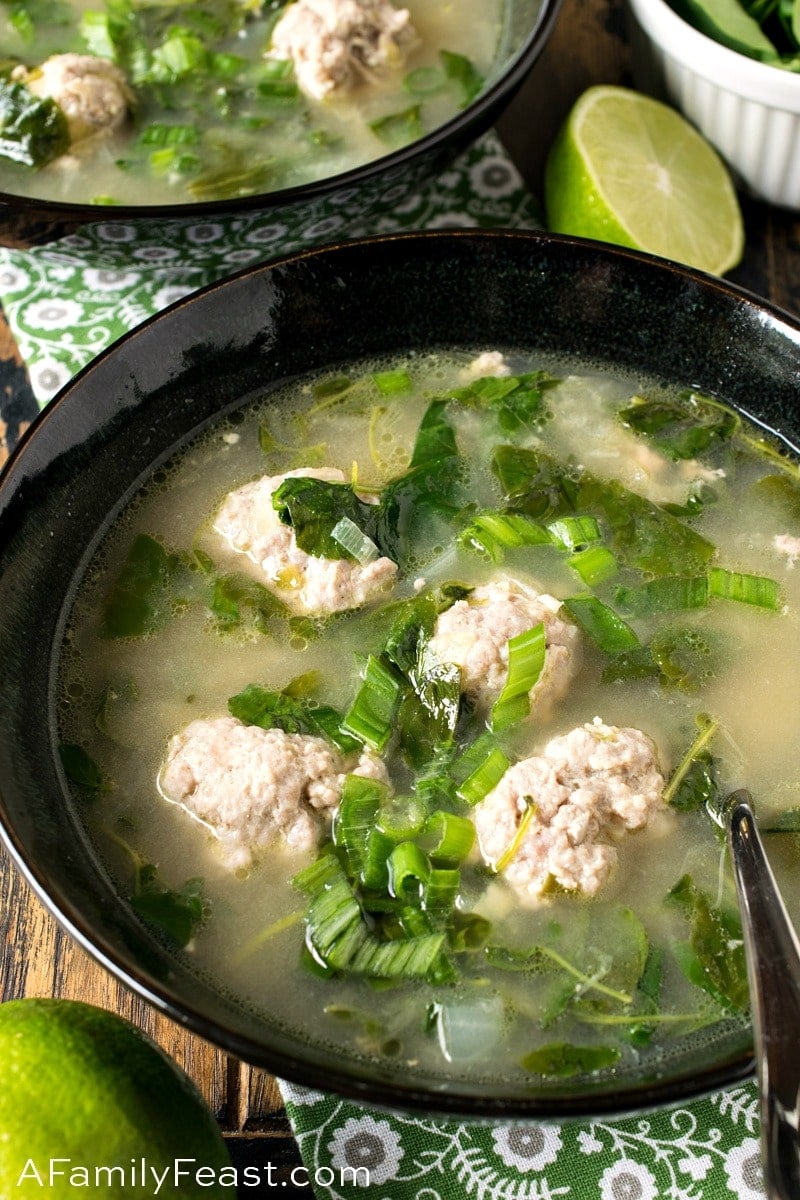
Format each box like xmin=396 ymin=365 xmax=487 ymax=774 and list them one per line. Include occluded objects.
xmin=0 ymin=0 xmax=560 ymax=221
xmin=627 ymin=0 xmax=800 ymax=109
xmin=1 ymin=226 xmax=783 ymax=1119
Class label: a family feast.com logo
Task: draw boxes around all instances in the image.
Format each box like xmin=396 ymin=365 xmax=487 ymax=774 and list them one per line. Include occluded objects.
xmin=16 ymin=1158 xmax=370 ymax=1191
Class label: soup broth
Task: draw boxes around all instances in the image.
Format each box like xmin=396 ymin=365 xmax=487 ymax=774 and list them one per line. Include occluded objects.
xmin=0 ymin=0 xmax=509 ymax=207
xmin=58 ymin=350 xmax=800 ymax=1085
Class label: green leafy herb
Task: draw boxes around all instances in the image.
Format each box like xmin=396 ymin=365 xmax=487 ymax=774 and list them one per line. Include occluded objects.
xmin=449 ymin=371 xmax=557 ymax=434
xmin=131 ymin=874 xmax=206 ymax=948
xmin=228 ymin=681 xmax=361 ymax=754
xmin=667 ymin=875 xmax=748 ymax=1011
xmin=209 ymin=571 xmax=286 ymax=631
xmin=618 ymin=391 xmax=738 ymax=460
xmin=520 ymin=1042 xmax=621 ymax=1076
xmin=439 ymin=48 xmax=484 ymax=105
xmin=102 ymin=534 xmax=175 ymax=638
xmin=664 ymin=715 xmax=720 ymax=810
xmin=0 ymin=78 xmax=69 ymax=167
xmin=58 ymin=744 xmax=106 ymax=793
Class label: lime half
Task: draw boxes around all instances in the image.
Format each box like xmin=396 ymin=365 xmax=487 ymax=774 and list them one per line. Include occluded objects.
xmin=544 ymin=86 xmax=744 ymax=276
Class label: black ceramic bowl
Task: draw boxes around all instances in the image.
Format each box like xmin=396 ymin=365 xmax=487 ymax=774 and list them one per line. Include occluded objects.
xmin=0 ymin=0 xmax=558 ymax=248
xmin=2 ymin=230 xmax=799 ymax=1119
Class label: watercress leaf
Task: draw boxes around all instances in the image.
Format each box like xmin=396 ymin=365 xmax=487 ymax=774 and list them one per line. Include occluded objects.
xmin=439 ymin=48 xmax=484 ymax=105
xmin=650 ymin=626 xmax=716 ymax=691
xmin=103 ymin=533 xmax=174 ymax=637
xmin=131 ymin=875 xmax=206 ymax=947
xmin=666 ymin=875 xmax=748 ymax=1010
xmin=59 ymin=744 xmax=106 ymax=793
xmin=492 ymin=445 xmax=579 ymax=519
xmin=272 ymin=477 xmax=380 ymax=560
xmin=210 ymin=571 xmax=286 ymax=630
xmin=520 ymin=1042 xmax=621 ymax=1076
xmin=0 ymin=78 xmax=70 ymax=167
xmin=368 ymin=104 xmax=423 ymax=146
xmin=671 ymin=750 xmax=719 ymax=812
xmin=762 ymin=807 xmax=800 ymax=832
xmin=601 ymin=644 xmax=660 ymax=684
xmin=577 ymin=476 xmax=716 ymax=575
xmin=618 ymin=392 xmax=739 ymax=460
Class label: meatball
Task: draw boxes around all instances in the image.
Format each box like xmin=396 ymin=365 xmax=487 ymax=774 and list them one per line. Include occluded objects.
xmin=427 ymin=578 xmax=580 ymax=716
xmin=458 ymin=351 xmax=511 ymax=383
xmin=270 ymin=0 xmax=417 ymax=99
xmin=159 ymin=715 xmax=388 ymax=870
xmin=213 ymin=466 xmax=398 ymax=615
xmin=21 ymin=54 xmax=130 ymax=144
xmin=474 ymin=718 xmax=667 ymax=902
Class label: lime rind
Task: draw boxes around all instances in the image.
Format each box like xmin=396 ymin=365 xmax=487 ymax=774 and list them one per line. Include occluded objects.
xmin=544 ymin=85 xmax=744 ymax=276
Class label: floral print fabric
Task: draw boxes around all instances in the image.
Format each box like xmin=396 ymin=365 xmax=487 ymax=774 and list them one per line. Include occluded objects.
xmin=0 ymin=131 xmax=541 ymax=406
xmin=282 ymin=1082 xmax=765 ymax=1199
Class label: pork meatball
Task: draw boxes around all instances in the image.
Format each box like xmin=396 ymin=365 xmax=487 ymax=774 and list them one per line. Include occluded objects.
xmin=474 ymin=718 xmax=667 ymax=902
xmin=20 ymin=54 xmax=130 ymax=144
xmin=214 ymin=466 xmax=398 ymax=615
xmin=270 ymin=0 xmax=417 ymax=99
xmin=427 ymin=578 xmax=580 ymax=717
xmin=159 ymin=715 xmax=388 ymax=870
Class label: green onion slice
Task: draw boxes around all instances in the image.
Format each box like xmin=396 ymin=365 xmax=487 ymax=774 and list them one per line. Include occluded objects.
xmin=491 ymin=622 xmax=546 ymax=732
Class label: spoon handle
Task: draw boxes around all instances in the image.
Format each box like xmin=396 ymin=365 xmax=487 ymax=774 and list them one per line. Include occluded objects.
xmin=725 ymin=790 xmax=800 ymax=1200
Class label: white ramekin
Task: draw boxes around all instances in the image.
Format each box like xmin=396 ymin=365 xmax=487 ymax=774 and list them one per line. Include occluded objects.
xmin=626 ymin=0 xmax=800 ymax=209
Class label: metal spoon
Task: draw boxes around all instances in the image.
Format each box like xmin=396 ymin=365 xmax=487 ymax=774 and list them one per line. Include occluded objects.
xmin=723 ymin=789 xmax=800 ymax=1200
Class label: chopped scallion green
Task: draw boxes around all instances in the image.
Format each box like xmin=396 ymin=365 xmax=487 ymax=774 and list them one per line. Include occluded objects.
xmin=708 ymin=567 xmax=780 ymax=610
xmin=491 ymin=623 xmax=546 ymax=732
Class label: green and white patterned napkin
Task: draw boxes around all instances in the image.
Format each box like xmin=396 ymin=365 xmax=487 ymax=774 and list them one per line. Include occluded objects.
xmin=0 ymin=129 xmax=764 ymax=1200
xmin=281 ymin=1081 xmax=765 ymax=1200
xmin=0 ymin=130 xmax=541 ymax=406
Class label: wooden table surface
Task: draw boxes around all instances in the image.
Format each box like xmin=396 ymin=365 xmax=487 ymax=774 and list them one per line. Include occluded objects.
xmin=2 ymin=0 xmax=800 ymax=1187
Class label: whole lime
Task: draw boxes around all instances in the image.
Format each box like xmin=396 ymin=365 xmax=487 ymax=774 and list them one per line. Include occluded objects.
xmin=0 ymin=999 xmax=235 ymax=1198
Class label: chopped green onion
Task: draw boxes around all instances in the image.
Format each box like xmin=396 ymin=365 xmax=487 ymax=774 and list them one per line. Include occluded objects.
xmin=377 ymin=793 xmax=429 ymax=840
xmin=458 ymin=511 xmax=552 ymax=562
xmin=708 ymin=567 xmax=780 ymax=610
xmin=419 ymin=811 xmax=475 ymax=866
xmin=547 ymin=515 xmax=602 ymax=551
xmin=454 ymin=733 xmax=510 ymax=806
xmin=568 ymin=545 xmax=618 ymax=585
xmin=138 ymin=123 xmax=199 ymax=147
xmin=333 ymin=775 xmax=387 ymax=878
xmin=331 ymin=516 xmax=379 ymax=565
xmin=561 ymin=595 xmax=640 ymax=654
xmin=388 ymin=841 xmax=430 ymax=899
xmin=369 ymin=105 xmax=423 ymax=147
xmin=349 ymin=932 xmax=445 ymax=979
xmin=424 ymin=868 xmax=460 ymax=911
xmin=403 ymin=65 xmax=445 ymax=95
xmin=342 ymin=656 xmax=403 ymax=751
xmin=615 ymin=575 xmax=710 ymax=616
xmin=491 ymin=623 xmax=546 ymax=732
